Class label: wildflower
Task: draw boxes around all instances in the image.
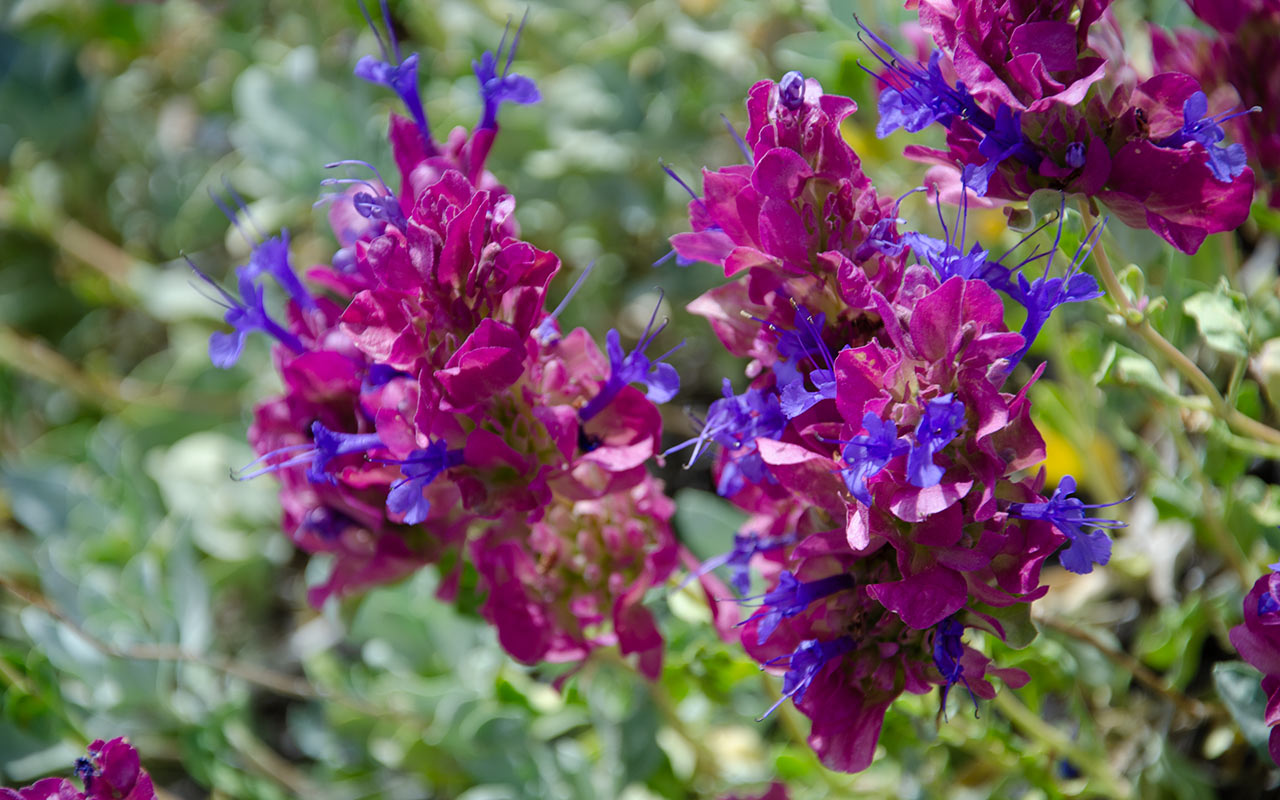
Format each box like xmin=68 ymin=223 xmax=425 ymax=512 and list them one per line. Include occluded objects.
xmin=861 ymin=7 xmax=1256 ymax=253
xmin=933 ymin=617 xmax=977 ymax=715
xmin=740 ymin=571 xmax=857 ymax=644
xmin=759 ymin=636 xmax=856 ymax=719
xmin=1229 ymin=566 xmax=1280 ymax=765
xmin=2 ymin=738 xmax=155 ymax=800
xmin=473 ymin=13 xmax=540 ymax=131
xmin=908 ymin=394 xmax=966 ymax=488
xmin=1152 ymin=5 xmax=1278 ymax=205
xmin=200 ymin=10 xmax=683 ymax=676
xmin=354 ymin=0 xmax=432 ymax=146
xmin=578 ymin=297 xmax=683 ymax=422
xmin=686 ymin=531 xmax=794 ymax=595
xmin=1007 ymin=475 xmax=1127 ymax=574
xmin=188 ymin=261 xmax=303 ymax=368
xmin=1155 ymin=91 xmax=1253 ymax=182
xmin=238 ymin=421 xmax=384 ymax=485
xmin=667 ymin=68 xmax=1082 ymax=772
xmin=840 ymin=412 xmax=910 ymax=506
xmin=384 ymin=441 xmax=466 ymax=525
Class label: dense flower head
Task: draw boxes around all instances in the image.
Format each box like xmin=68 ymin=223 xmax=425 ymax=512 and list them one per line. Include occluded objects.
xmin=2 ymin=738 xmax=154 ymax=800
xmin=1228 ymin=566 xmax=1280 ymax=765
xmin=195 ymin=10 xmax=684 ymax=674
xmin=860 ymin=3 xmax=1255 ymax=253
xmin=666 ymin=72 xmax=1126 ymax=772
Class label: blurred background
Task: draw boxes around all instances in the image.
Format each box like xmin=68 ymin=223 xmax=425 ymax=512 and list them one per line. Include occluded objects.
xmin=4 ymin=0 xmax=1280 ymax=797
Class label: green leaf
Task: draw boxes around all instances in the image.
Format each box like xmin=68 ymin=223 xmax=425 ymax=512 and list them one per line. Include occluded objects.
xmin=1213 ymin=661 xmax=1272 ymax=755
xmin=673 ymin=488 xmax=747 ymax=561
xmin=1185 ymin=280 xmax=1249 ymax=358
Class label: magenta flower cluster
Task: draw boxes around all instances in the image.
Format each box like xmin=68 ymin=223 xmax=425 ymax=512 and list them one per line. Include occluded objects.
xmin=862 ymin=0 xmax=1256 ymax=253
xmin=2 ymin=739 xmax=154 ymax=800
xmin=194 ymin=12 xmax=688 ymax=678
xmin=1230 ymin=567 xmax=1280 ymax=764
xmin=1151 ymin=0 xmax=1280 ymax=207
xmin=665 ymin=71 xmax=1126 ymax=771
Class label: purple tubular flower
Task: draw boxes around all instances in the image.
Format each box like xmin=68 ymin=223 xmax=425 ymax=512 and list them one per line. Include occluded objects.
xmin=777 ymin=306 xmax=839 ymax=418
xmin=759 ymin=636 xmax=856 ymax=720
xmin=236 ymin=421 xmax=383 ymax=484
xmin=907 ymin=394 xmax=966 ymax=488
xmin=1007 ymin=475 xmax=1128 ymax=574
xmin=901 ymin=188 xmax=1013 ymax=291
xmin=354 ymin=0 xmax=432 ymax=146
xmin=578 ymin=294 xmax=683 ymax=421
xmin=1005 ymin=212 xmax=1105 ymax=370
xmin=933 ymin=617 xmax=977 ymax=716
xmin=779 ymin=70 xmax=806 ymax=110
xmin=856 ymin=17 xmax=1039 ymax=196
xmin=740 ymin=571 xmax=856 ymax=645
xmin=210 ymin=185 xmax=318 ymax=312
xmin=188 ymin=259 xmax=304 ymax=368
xmin=1065 ymin=142 xmax=1087 ymax=169
xmin=321 ymin=160 xmax=408 ymax=230
xmin=841 ymin=412 xmax=911 ymax=506
xmin=473 ymin=12 xmax=541 ymax=131
xmin=687 ymin=532 xmax=795 ymax=595
xmin=856 ymin=20 xmax=979 ymax=137
xmin=1260 ymin=586 xmax=1280 ymax=617
xmin=962 ymin=104 xmax=1041 ymax=195
xmin=1155 ymin=91 xmax=1256 ymax=183
xmin=663 ymin=379 xmax=786 ymax=491
xmin=384 ymin=440 xmax=465 ymax=525
xmin=238 ymin=232 xmax=319 ymax=312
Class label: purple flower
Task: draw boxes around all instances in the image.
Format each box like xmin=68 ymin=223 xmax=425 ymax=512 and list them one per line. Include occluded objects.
xmin=663 ymin=380 xmax=786 ymax=495
xmin=740 ymin=571 xmax=856 ymax=644
xmin=321 ymin=160 xmax=408 ymax=231
xmin=188 ymin=260 xmax=303 ymax=368
xmin=354 ymin=0 xmax=432 ymax=145
xmin=962 ymin=104 xmax=1041 ymax=195
xmin=779 ymin=70 xmax=806 ymax=110
xmin=238 ymin=231 xmax=318 ymax=312
xmin=237 ymin=421 xmax=384 ymax=485
xmin=384 ymin=441 xmax=466 ymax=525
xmin=907 ymin=394 xmax=966 ymax=488
xmin=841 ymin=412 xmax=911 ymax=506
xmin=759 ymin=636 xmax=856 ymax=720
xmin=688 ymin=532 xmax=794 ymax=595
xmin=900 ymin=190 xmax=1012 ymax=290
xmin=579 ymin=296 xmax=683 ymax=421
xmin=473 ymin=13 xmax=541 ymax=131
xmin=1007 ymin=475 xmax=1127 ymax=574
xmin=775 ymin=306 xmax=839 ymax=418
xmin=1155 ymin=91 xmax=1255 ymax=183
xmin=856 ymin=22 xmax=978 ymax=137
xmin=933 ymin=617 xmax=976 ymax=716
xmin=1005 ymin=210 xmax=1105 ymax=369
xmin=2 ymin=738 xmax=156 ymax=800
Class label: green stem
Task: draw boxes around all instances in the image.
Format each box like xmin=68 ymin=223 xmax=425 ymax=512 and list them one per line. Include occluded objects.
xmin=1078 ymin=201 xmax=1280 ymax=449
xmin=991 ymin=691 xmax=1128 ymax=797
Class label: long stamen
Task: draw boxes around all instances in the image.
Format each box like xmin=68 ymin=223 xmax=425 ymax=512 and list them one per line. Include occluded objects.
xmin=721 ymin=114 xmax=752 ymax=163
xmin=379 ymin=0 xmax=401 ymax=64
xmin=505 ymin=9 xmax=530 ymax=77
xmin=357 ymin=0 xmax=390 ymax=63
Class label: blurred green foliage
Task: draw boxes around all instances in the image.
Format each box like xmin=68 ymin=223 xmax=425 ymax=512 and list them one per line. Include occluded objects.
xmin=3 ymin=0 xmax=1280 ymax=797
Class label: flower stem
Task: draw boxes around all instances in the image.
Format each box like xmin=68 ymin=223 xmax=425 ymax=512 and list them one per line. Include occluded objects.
xmin=1078 ymin=200 xmax=1280 ymax=449
xmin=991 ymin=690 xmax=1128 ymax=797
xmin=1038 ymin=615 xmax=1224 ymax=721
